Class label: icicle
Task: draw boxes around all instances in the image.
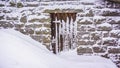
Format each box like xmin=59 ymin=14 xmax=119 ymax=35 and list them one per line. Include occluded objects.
xmin=55 ymin=17 xmax=58 ymax=54
xmin=58 ymin=20 xmax=61 ymax=52
xmin=50 ymin=13 xmax=77 ymax=53
xmin=66 ymin=17 xmax=69 ymax=34
xmin=62 ymin=20 xmax=66 ymax=51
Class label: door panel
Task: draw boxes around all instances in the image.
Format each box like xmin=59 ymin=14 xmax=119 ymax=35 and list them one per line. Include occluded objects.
xmin=50 ymin=13 xmax=77 ymax=54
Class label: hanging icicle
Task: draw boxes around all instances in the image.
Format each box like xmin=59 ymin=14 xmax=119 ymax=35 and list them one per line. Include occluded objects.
xmin=50 ymin=13 xmax=77 ymax=54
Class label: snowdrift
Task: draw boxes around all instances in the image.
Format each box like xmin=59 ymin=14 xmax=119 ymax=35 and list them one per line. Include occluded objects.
xmin=0 ymin=29 xmax=117 ymax=68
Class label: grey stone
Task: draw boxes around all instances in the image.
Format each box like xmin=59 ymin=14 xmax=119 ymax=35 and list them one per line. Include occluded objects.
xmin=93 ymin=46 xmax=107 ymax=53
xmin=0 ymin=21 xmax=14 ymax=28
xmin=108 ymin=48 xmax=120 ymax=53
xmin=20 ymin=16 xmax=27 ymax=23
xmin=97 ymin=26 xmax=112 ymax=31
xmin=77 ymin=47 xmax=93 ymax=55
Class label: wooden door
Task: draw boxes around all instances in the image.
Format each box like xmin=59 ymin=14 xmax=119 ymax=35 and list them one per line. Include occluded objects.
xmin=50 ymin=13 xmax=77 ymax=54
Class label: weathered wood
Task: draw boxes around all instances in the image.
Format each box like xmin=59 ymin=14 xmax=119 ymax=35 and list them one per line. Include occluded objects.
xmin=50 ymin=13 xmax=77 ymax=54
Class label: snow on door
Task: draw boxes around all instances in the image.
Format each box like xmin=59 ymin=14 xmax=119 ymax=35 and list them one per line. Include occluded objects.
xmin=50 ymin=13 xmax=77 ymax=54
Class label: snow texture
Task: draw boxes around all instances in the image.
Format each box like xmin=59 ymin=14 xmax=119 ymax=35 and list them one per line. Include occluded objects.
xmin=0 ymin=29 xmax=117 ymax=68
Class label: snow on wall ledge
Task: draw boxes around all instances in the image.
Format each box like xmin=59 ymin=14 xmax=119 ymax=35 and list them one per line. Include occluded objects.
xmin=0 ymin=0 xmax=120 ymax=67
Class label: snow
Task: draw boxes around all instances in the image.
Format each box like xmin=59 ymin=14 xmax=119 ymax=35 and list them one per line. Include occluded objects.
xmin=80 ymin=0 xmax=100 ymax=3
xmin=28 ymin=14 xmax=49 ymax=21
xmin=35 ymin=27 xmax=48 ymax=31
xmin=108 ymin=17 xmax=120 ymax=23
xmin=97 ymin=23 xmax=111 ymax=27
xmin=93 ymin=16 xmax=106 ymax=20
xmin=118 ymin=39 xmax=120 ymax=45
xmin=110 ymin=30 xmax=120 ymax=34
xmin=80 ymin=17 xmax=93 ymax=22
xmin=0 ymin=29 xmax=117 ymax=68
xmin=59 ymin=49 xmax=117 ymax=67
xmin=103 ymin=37 xmax=117 ymax=42
xmin=6 ymin=12 xmax=19 ymax=18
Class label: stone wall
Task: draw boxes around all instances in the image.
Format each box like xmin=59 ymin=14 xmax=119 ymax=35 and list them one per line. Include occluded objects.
xmin=0 ymin=0 xmax=120 ymax=67
xmin=0 ymin=2 xmax=51 ymax=48
xmin=76 ymin=1 xmax=120 ymax=67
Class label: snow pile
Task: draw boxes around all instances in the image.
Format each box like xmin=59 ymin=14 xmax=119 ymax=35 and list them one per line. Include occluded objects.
xmin=0 ymin=29 xmax=117 ymax=68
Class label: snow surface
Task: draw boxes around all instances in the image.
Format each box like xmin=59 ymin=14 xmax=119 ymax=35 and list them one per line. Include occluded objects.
xmin=0 ymin=29 xmax=117 ymax=68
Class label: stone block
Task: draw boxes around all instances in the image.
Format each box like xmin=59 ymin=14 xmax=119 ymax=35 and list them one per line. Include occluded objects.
xmin=30 ymin=35 xmax=42 ymax=41
xmin=94 ymin=17 xmax=106 ymax=24
xmin=0 ymin=21 xmax=14 ymax=28
xmin=25 ymin=28 xmax=34 ymax=34
xmin=97 ymin=23 xmax=112 ymax=31
xmin=87 ymin=26 xmax=96 ymax=31
xmin=25 ymin=24 xmax=34 ymax=28
xmin=17 ymin=2 xmax=24 ymax=8
xmin=82 ymin=2 xmax=94 ymax=5
xmin=110 ymin=30 xmax=120 ymax=38
xmin=101 ymin=54 xmax=109 ymax=58
xmin=77 ymin=31 xmax=89 ymax=36
xmin=35 ymin=31 xmax=42 ymax=35
xmin=108 ymin=19 xmax=120 ymax=24
xmin=20 ymin=16 xmax=27 ymax=23
xmin=19 ymin=29 xmax=27 ymax=34
xmin=113 ymin=24 xmax=120 ymax=30
xmin=97 ymin=26 xmax=112 ymax=31
xmin=85 ymin=10 xmax=94 ymax=17
xmin=34 ymin=24 xmax=42 ymax=28
xmin=93 ymin=46 xmax=107 ymax=53
xmin=78 ymin=18 xmax=93 ymax=24
xmin=78 ymin=41 xmax=86 ymax=45
xmin=102 ymin=11 xmax=120 ymax=16
xmin=78 ymin=40 xmax=95 ymax=45
xmin=44 ymin=24 xmax=51 ymax=28
xmin=82 ymin=34 xmax=90 ymax=40
xmin=77 ymin=47 xmax=93 ymax=55
xmin=108 ymin=48 xmax=120 ymax=53
xmin=39 ymin=18 xmax=51 ymax=23
xmin=91 ymin=33 xmax=101 ymax=40
xmin=103 ymin=32 xmax=109 ymax=37
xmin=26 ymin=3 xmax=39 ymax=7
xmin=43 ymin=30 xmax=51 ymax=35
xmin=28 ymin=18 xmax=40 ymax=22
xmin=3 ymin=9 xmax=12 ymax=13
xmin=43 ymin=36 xmax=51 ymax=43
xmin=15 ymin=23 xmax=24 ymax=28
xmin=0 ymin=15 xmax=4 ymax=20
xmin=96 ymin=41 xmax=102 ymax=45
xmin=25 ymin=23 xmax=42 ymax=28
xmin=77 ymin=35 xmax=82 ymax=39
xmin=88 ymin=41 xmax=95 ymax=45
xmin=77 ymin=26 xmax=86 ymax=31
xmin=0 ymin=4 xmax=5 ymax=7
xmin=6 ymin=16 xmax=18 ymax=20
xmin=95 ymin=5 xmax=104 ymax=9
xmin=103 ymin=37 xmax=118 ymax=46
xmin=108 ymin=0 xmax=120 ymax=3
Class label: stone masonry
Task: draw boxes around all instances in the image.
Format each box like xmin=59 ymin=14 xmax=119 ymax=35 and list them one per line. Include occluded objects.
xmin=0 ymin=0 xmax=120 ymax=67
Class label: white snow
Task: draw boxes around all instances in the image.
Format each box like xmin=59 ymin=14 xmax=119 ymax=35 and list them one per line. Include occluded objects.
xmin=80 ymin=17 xmax=93 ymax=23
xmin=110 ymin=30 xmax=120 ymax=34
xmin=103 ymin=37 xmax=117 ymax=42
xmin=0 ymin=29 xmax=117 ymax=68
xmin=97 ymin=23 xmax=111 ymax=27
xmin=6 ymin=12 xmax=19 ymax=18
xmin=28 ymin=14 xmax=49 ymax=21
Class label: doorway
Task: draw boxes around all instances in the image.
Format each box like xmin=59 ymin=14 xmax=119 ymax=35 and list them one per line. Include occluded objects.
xmin=50 ymin=13 xmax=77 ymax=54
